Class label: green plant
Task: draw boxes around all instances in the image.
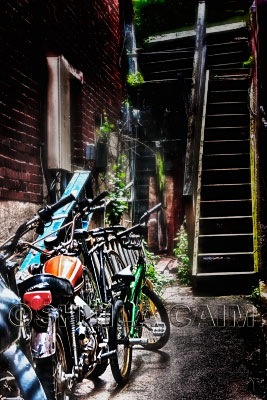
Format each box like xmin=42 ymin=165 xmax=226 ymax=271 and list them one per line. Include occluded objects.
xmin=143 ymin=241 xmax=173 ymax=296
xmin=155 ymin=151 xmax=165 ymax=193
xmin=96 ymin=111 xmax=115 ymax=143
xmin=106 ymin=155 xmax=129 ymax=226
xmin=242 ymin=55 xmax=254 ymax=68
xmin=248 ymin=285 xmax=262 ymax=308
xmin=127 ymin=71 xmax=144 ymax=87
xmin=173 ymin=223 xmax=191 ymax=285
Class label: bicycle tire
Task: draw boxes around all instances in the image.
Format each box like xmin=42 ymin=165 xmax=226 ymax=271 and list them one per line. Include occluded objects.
xmin=80 ymin=267 xmax=100 ymax=309
xmin=139 ymin=285 xmax=170 ymax=350
xmin=109 ymin=300 xmax=132 ymax=385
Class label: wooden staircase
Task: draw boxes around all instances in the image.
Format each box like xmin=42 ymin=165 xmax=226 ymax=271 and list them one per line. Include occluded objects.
xmin=192 ymin=26 xmax=258 ymax=280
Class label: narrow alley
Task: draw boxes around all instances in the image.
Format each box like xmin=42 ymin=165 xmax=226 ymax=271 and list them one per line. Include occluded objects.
xmin=2 ymin=1 xmax=267 ymax=400
xmin=73 ymin=261 xmax=264 ymax=400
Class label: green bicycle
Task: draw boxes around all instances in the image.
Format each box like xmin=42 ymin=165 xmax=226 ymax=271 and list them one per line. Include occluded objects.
xmin=108 ymin=203 xmax=170 ymax=384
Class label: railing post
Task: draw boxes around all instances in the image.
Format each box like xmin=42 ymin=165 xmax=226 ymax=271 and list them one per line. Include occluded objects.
xmin=182 ymin=0 xmax=207 ymax=261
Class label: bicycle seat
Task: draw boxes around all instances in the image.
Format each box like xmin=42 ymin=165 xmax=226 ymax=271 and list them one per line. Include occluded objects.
xmin=111 ymin=266 xmax=135 ymax=283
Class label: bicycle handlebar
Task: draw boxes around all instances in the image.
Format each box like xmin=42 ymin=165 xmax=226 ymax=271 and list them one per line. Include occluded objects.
xmin=90 ymin=190 xmax=109 ymax=207
xmin=139 ymin=203 xmax=162 ymax=223
xmin=115 ymin=203 xmax=162 ymax=245
xmin=78 ymin=191 xmax=109 ymax=213
xmin=38 ymin=193 xmax=75 ymax=223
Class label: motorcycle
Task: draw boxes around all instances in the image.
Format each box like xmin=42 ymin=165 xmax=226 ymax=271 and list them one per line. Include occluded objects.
xmin=0 ymin=195 xmax=75 ymax=399
xmin=17 ymin=191 xmax=116 ymax=400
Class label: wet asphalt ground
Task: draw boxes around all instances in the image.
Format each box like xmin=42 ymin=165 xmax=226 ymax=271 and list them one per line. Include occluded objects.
xmin=73 ymin=268 xmax=266 ymax=400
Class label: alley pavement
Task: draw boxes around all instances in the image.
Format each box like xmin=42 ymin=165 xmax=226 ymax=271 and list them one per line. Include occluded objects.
xmin=73 ymin=259 xmax=265 ymax=400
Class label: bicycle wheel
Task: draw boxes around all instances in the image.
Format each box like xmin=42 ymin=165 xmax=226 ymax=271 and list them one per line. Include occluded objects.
xmin=109 ymin=300 xmax=132 ymax=385
xmin=106 ymin=250 xmax=126 ymax=274
xmin=80 ymin=267 xmax=100 ymax=310
xmin=138 ymin=285 xmax=170 ymax=350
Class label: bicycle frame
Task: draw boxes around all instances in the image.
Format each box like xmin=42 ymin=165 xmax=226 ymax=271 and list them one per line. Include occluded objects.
xmin=124 ymin=252 xmax=147 ymax=338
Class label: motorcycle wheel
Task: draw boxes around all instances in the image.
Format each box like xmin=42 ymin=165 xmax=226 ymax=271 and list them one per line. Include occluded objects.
xmin=109 ymin=300 xmax=132 ymax=385
xmin=88 ymin=325 xmax=109 ymax=379
xmin=35 ymin=329 xmax=70 ymax=400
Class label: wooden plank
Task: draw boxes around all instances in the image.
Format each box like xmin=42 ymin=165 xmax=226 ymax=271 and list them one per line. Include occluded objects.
xmin=196 ymin=271 xmax=255 ymax=276
xmin=147 ymin=22 xmax=246 ymax=44
xmin=198 ymin=252 xmax=254 ymax=256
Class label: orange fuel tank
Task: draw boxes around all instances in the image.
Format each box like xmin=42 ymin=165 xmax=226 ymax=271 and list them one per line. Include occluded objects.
xmin=43 ymin=255 xmax=83 ymax=292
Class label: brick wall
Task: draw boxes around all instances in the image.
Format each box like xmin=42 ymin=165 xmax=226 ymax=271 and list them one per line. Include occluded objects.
xmin=0 ymin=0 xmax=131 ymax=204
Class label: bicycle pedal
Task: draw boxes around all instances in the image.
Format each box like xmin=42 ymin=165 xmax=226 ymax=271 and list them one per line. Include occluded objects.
xmin=151 ymin=324 xmax=166 ymax=336
xmin=100 ymin=350 xmax=117 ymax=361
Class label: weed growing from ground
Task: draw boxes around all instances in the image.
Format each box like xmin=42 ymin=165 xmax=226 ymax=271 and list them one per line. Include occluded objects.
xmin=173 ymin=223 xmax=191 ymax=285
xmin=143 ymin=241 xmax=173 ymax=296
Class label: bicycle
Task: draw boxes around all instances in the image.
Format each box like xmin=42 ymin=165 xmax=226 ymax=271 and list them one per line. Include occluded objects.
xmin=107 ymin=203 xmax=171 ymax=384
xmin=74 ymin=223 xmax=130 ymax=378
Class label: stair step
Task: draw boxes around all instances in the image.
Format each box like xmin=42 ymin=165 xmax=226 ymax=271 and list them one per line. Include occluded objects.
xmin=207 ymin=101 xmax=248 ymax=114
xmin=207 ymin=50 xmax=249 ymax=65
xmin=205 ymin=114 xmax=249 ymax=127
xmin=207 ymin=40 xmax=249 ymax=55
xmin=143 ymin=78 xmax=192 ymax=93
xmin=208 ymin=61 xmax=247 ymax=71
xmin=197 ymin=253 xmax=254 ymax=273
xmin=208 ymin=89 xmax=247 ymax=102
xmin=203 ymin=140 xmax=250 ymax=155
xmin=144 ymin=67 xmax=192 ymax=81
xmin=202 ymin=168 xmax=250 ymax=184
xmin=200 ymin=199 xmax=252 ymax=218
xmin=139 ymin=48 xmax=194 ymax=63
xmin=206 ymin=27 xmax=248 ymax=45
xmin=143 ymin=56 xmax=193 ymax=72
xmin=201 ymin=183 xmax=251 ymax=201
xmin=199 ymin=216 xmax=253 ymax=235
xmin=195 ymin=271 xmax=255 ymax=277
xmin=205 ymin=126 xmax=249 ymax=141
xmin=209 ymin=78 xmax=248 ymax=91
xmin=211 ymin=70 xmax=250 ymax=78
xmin=198 ymin=233 xmax=253 ymax=253
xmin=202 ymin=153 xmax=250 ymax=169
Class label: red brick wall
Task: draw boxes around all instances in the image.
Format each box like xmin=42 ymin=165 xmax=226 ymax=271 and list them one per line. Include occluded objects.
xmin=0 ymin=0 xmax=130 ymax=203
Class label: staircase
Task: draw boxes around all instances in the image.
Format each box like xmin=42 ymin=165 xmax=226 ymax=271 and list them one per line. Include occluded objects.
xmin=193 ymin=26 xmax=258 ymax=280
